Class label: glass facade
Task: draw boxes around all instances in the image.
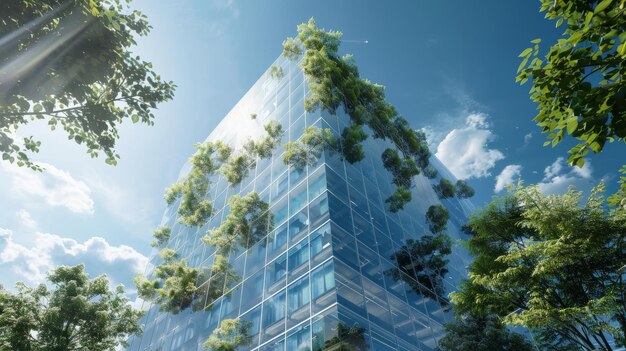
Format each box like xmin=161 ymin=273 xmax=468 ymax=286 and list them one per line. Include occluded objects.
xmin=127 ymin=55 xmax=474 ymax=351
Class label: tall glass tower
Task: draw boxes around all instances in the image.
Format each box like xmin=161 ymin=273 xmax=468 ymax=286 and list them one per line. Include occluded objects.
xmin=128 ymin=54 xmax=473 ymax=351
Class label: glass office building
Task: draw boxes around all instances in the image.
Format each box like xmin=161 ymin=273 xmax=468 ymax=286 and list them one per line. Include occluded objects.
xmin=127 ymin=55 xmax=474 ymax=351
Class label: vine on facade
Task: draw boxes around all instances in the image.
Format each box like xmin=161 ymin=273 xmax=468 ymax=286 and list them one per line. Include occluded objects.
xmin=164 ymin=121 xmax=281 ymax=227
xmin=135 ymin=249 xmax=199 ymax=314
xmin=151 ymin=226 xmax=171 ymax=247
xmin=283 ymin=125 xmax=336 ymax=171
xmin=269 ymin=65 xmax=285 ymax=80
xmin=280 ymin=18 xmax=473 ymax=211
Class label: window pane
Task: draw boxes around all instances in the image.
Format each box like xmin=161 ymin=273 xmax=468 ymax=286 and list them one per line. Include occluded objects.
xmin=287 ymin=276 xmax=310 ymax=328
xmin=262 ymin=290 xmax=285 ymax=343
xmin=265 ymin=254 xmax=287 ymax=296
xmin=288 ymin=240 xmax=309 ymax=282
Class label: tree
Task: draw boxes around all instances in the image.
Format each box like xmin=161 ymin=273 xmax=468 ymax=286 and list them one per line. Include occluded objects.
xmin=451 ymin=183 xmax=626 ymax=350
xmin=517 ymin=0 xmax=626 ymax=205
xmin=426 ymin=204 xmax=450 ymax=234
xmin=436 ymin=313 xmax=534 ymax=351
xmin=0 ymin=0 xmax=175 ymax=170
xmin=433 ymin=178 xmax=456 ymax=199
xmin=455 ymin=179 xmax=475 ymax=198
xmin=0 ymin=264 xmax=142 ymax=350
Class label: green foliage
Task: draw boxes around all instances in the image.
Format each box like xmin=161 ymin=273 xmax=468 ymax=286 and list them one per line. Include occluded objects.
xmin=268 ymin=65 xmax=285 ymax=80
xmin=436 ymin=313 xmax=534 ymax=351
xmin=451 ymin=183 xmax=626 ymax=350
xmin=425 ymin=204 xmax=450 ymax=234
xmin=172 ymin=169 xmax=213 ymax=226
xmin=282 ymin=37 xmax=303 ymax=61
xmin=433 ymin=178 xmax=456 ymax=199
xmin=382 ymin=148 xmax=419 ymax=188
xmin=340 ymin=123 xmax=368 ymax=163
xmin=0 ymin=0 xmax=175 ymax=169
xmin=220 ymin=120 xmax=283 ymax=186
xmin=204 ymin=318 xmax=252 ymax=351
xmin=283 ymin=18 xmax=433 ymax=211
xmin=203 ymin=192 xmax=272 ymax=255
xmin=283 ymin=126 xmax=335 ymax=171
xmin=195 ymin=254 xmax=240 ymax=311
xmin=387 ymin=234 xmax=452 ymax=305
xmin=220 ymin=154 xmax=252 ymax=186
xmin=164 ymin=141 xmax=233 ymax=226
xmin=455 ymin=179 xmax=475 ymax=198
xmin=135 ymin=250 xmax=199 ymax=314
xmin=150 ymin=225 xmax=172 ymax=247
xmin=385 ymin=186 xmax=412 ymax=213
xmin=0 ymin=265 xmax=142 ymax=350
xmin=517 ymin=0 xmax=626 ymax=206
xmin=423 ymin=165 xmax=438 ymax=179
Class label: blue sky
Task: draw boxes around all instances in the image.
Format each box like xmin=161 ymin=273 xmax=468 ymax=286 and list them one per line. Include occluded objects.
xmin=1 ymin=0 xmax=624 ymax=292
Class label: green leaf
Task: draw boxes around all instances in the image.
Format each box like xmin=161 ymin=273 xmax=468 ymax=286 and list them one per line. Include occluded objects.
xmin=594 ymin=0 xmax=613 ymax=14
xmin=556 ymin=18 xmax=563 ymax=27
xmin=131 ymin=114 xmax=139 ymax=123
xmin=573 ymin=156 xmax=585 ymax=168
xmin=531 ymin=38 xmax=541 ymax=44
xmin=566 ymin=118 xmax=578 ymax=134
xmin=517 ymin=57 xmax=530 ymax=73
xmin=519 ymin=48 xmax=533 ymax=58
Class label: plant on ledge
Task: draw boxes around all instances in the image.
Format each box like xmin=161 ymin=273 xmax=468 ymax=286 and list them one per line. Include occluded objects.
xmin=204 ymin=318 xmax=253 ymax=351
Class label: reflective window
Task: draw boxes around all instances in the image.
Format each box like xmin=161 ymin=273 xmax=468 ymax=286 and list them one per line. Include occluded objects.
xmin=241 ymin=269 xmax=264 ymax=313
xmin=310 ymin=223 xmax=331 ymax=267
xmin=262 ymin=290 xmax=285 ymax=343
xmin=265 ymin=254 xmax=287 ymax=296
xmin=311 ymin=260 xmax=335 ymax=313
xmin=266 ymin=224 xmax=287 ymax=262
xmin=286 ymin=322 xmax=311 ymax=351
xmin=288 ymin=240 xmax=309 ymax=281
xmin=309 ymin=193 xmax=329 ymax=229
xmin=287 ymin=276 xmax=310 ymax=328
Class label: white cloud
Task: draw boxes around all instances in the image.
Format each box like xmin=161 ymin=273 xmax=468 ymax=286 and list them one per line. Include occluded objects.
xmin=523 ymin=133 xmax=533 ymax=146
xmin=86 ymin=176 xmax=157 ymax=237
xmin=1 ymin=161 xmax=94 ymax=214
xmin=15 ymin=209 xmax=38 ymax=231
xmin=435 ymin=113 xmax=505 ymax=179
xmin=494 ymin=165 xmax=523 ymax=192
xmin=0 ymin=228 xmax=147 ymax=288
xmin=538 ymin=157 xmax=594 ymax=194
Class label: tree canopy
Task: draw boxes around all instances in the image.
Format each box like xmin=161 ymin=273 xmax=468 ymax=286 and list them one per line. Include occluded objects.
xmin=517 ymin=0 xmax=626 ymax=205
xmin=452 ymin=183 xmax=626 ymax=350
xmin=0 ymin=0 xmax=175 ymax=169
xmin=0 ymin=264 xmax=142 ymax=351
xmin=436 ymin=313 xmax=534 ymax=351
